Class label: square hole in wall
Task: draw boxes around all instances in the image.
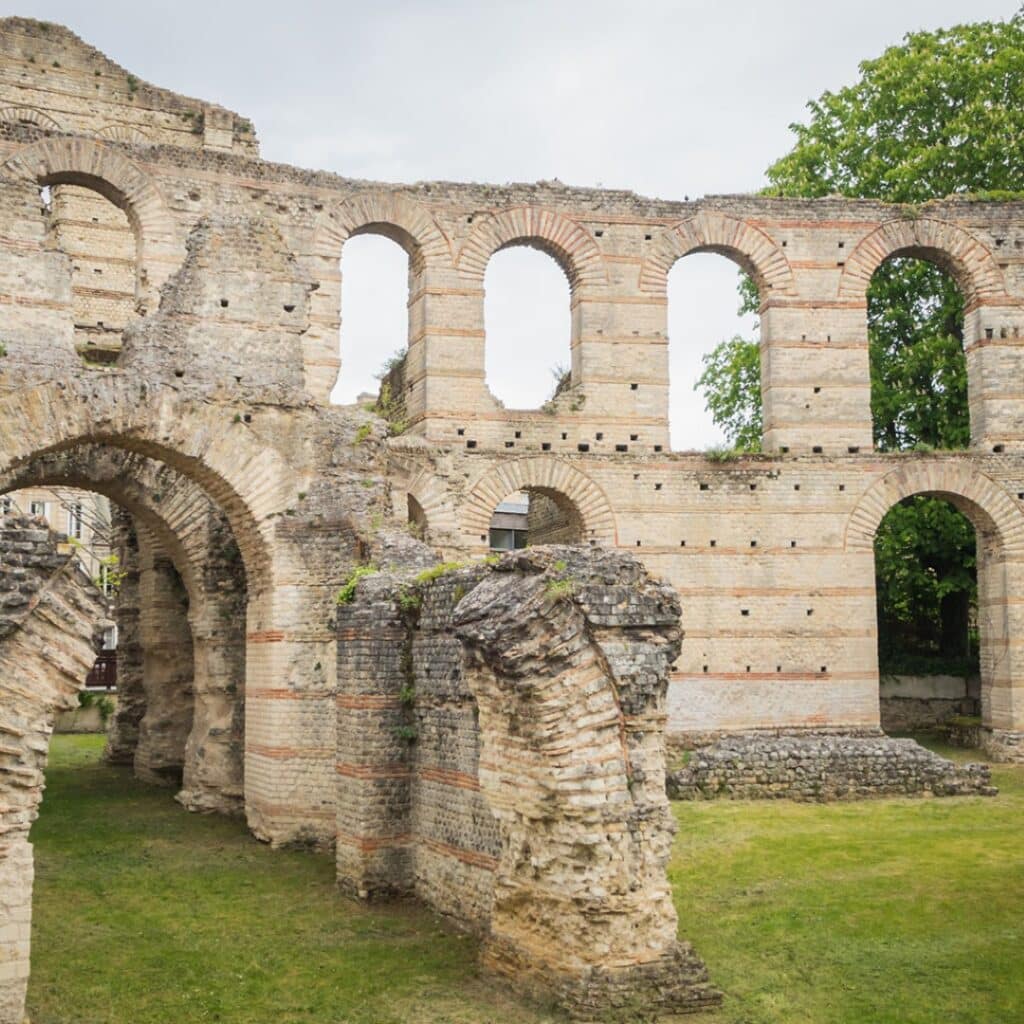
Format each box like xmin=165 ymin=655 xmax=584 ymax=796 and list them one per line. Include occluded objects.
xmin=578 ymin=443 xmax=590 ymax=452
xmin=790 ymin=540 xmax=797 ymax=548
xmin=541 ymin=442 xmax=551 ymax=451
xmin=514 ymin=430 xmax=522 ymax=439
xmin=741 ymin=609 xmax=750 ymax=616
xmin=615 ymin=444 xmax=628 ymax=452
xmin=710 ymin=539 xmax=717 ymax=547
xmin=595 ymin=432 xmax=604 ymax=441
xmin=654 ymin=445 xmax=663 ymax=452
xmin=812 ymin=446 xmax=823 ymax=454
xmin=750 ymin=540 xmax=757 ymax=547
xmin=630 ymin=434 xmax=639 ymax=441
xmin=630 ymin=383 xmax=639 ymax=390
xmin=700 ymin=483 xmax=709 ymax=491
xmin=457 ymin=428 xmax=465 ymax=436
xmin=466 ymin=440 xmax=477 ymax=449
xmin=505 ymin=441 xmax=514 ymax=448
xmin=655 ymin=483 xmax=663 ymax=491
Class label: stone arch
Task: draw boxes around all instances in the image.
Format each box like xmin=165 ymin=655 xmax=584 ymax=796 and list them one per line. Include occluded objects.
xmin=0 ymin=379 xmax=291 ymax=585
xmin=844 ymin=460 xmax=1024 ymax=555
xmin=95 ymin=123 xmax=152 ymax=144
xmin=461 ymin=457 xmax=617 ymax=550
xmin=312 ymin=191 xmax=451 ymax=274
xmin=1 ymin=136 xmax=183 ymax=309
xmin=306 ymin=192 xmax=451 ymax=403
xmin=0 ymin=105 xmax=62 ymax=131
xmin=401 ymin=466 xmax=459 ymax=544
xmin=456 ymin=207 xmax=608 ymax=292
xmin=640 ymin=211 xmax=795 ymax=299
xmin=837 ymin=217 xmax=1008 ymax=309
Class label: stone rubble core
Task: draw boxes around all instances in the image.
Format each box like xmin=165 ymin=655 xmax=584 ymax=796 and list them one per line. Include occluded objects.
xmin=335 ymin=546 xmax=721 ymax=1018
xmin=0 ymin=517 xmax=108 ymax=1024
xmin=667 ymin=734 xmax=997 ymax=802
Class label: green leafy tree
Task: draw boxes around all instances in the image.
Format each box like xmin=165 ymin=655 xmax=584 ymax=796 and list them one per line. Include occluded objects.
xmin=694 ymin=335 xmax=762 ymax=453
xmin=697 ymin=13 xmax=1024 ymax=671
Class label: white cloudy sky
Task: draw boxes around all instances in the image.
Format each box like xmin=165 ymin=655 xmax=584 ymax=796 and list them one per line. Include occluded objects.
xmin=16 ymin=0 xmax=1019 ymax=447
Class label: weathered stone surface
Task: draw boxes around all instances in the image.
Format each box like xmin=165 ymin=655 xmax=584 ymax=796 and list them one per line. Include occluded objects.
xmin=667 ymin=734 xmax=996 ymax=801
xmin=4 ymin=16 xmax=1024 ymax=1021
xmin=336 ymin=545 xmax=720 ymax=1018
xmin=0 ymin=516 xmax=107 ymax=1023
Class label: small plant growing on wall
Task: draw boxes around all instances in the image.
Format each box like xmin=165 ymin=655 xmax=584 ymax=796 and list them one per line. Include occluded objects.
xmin=335 ymin=564 xmax=376 ymax=605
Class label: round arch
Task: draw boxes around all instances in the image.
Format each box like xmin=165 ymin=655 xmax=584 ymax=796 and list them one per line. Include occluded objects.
xmin=837 ymin=217 xmax=1008 ymax=310
xmin=844 ymin=460 xmax=1024 ymax=555
xmin=461 ymin=457 xmax=617 ymax=550
xmin=1 ymin=136 xmax=183 ymax=308
xmin=0 ymin=443 xmax=247 ymax=604
xmin=640 ymin=211 xmax=795 ymax=300
xmin=0 ymin=106 xmax=62 ymax=131
xmin=312 ymin=191 xmax=451 ymax=274
xmin=456 ymin=206 xmax=608 ymax=293
xmin=0 ymin=379 xmax=289 ymax=585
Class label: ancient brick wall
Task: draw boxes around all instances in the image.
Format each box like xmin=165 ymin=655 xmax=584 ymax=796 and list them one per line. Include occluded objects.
xmin=336 ymin=546 xmax=721 ymax=1017
xmin=3 ymin=17 xmax=1024 ymax=1020
xmin=0 ymin=516 xmax=107 ymax=1023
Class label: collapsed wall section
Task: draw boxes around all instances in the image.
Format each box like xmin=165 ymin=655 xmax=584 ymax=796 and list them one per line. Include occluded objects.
xmin=336 ymin=546 xmax=720 ymax=1020
xmin=0 ymin=516 xmax=107 ymax=1024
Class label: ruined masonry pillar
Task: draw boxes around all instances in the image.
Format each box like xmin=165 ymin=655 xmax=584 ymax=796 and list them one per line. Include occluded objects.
xmin=133 ymin=532 xmax=195 ymax=787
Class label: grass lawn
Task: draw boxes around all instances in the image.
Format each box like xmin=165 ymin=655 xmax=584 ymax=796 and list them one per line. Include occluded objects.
xmin=28 ymin=735 xmax=1024 ymax=1023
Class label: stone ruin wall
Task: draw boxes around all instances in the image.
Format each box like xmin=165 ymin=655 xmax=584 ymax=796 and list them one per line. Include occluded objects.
xmin=1 ymin=14 xmax=1024 ymax=1020
xmin=336 ymin=546 xmax=721 ymax=1017
xmin=0 ymin=516 xmax=107 ymax=1022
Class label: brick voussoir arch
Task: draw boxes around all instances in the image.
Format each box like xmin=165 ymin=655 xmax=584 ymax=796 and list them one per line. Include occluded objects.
xmin=837 ymin=217 xmax=1009 ymax=308
xmin=456 ymin=206 xmax=608 ymax=292
xmin=312 ymin=190 xmax=452 ymax=273
xmin=462 ymin=457 xmax=617 ymax=546
xmin=0 ymin=445 xmax=212 ymax=602
xmin=640 ymin=210 xmax=796 ymax=298
xmin=0 ymin=379 xmax=295 ymax=582
xmin=845 ymin=460 xmax=1024 ymax=555
xmin=1 ymin=136 xmax=183 ymax=305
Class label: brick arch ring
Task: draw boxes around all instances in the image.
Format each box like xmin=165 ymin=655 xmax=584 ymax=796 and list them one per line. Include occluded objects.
xmin=844 ymin=460 xmax=1024 ymax=556
xmin=1 ymin=136 xmax=183 ymax=308
xmin=0 ymin=378 xmax=293 ymax=585
xmin=639 ymin=210 xmax=796 ymax=298
xmin=311 ymin=191 xmax=453 ymax=274
xmin=837 ymin=217 xmax=1009 ymax=309
xmin=0 ymin=106 xmax=63 ymax=131
xmin=461 ymin=457 xmax=617 ymax=549
xmin=456 ymin=206 xmax=608 ymax=293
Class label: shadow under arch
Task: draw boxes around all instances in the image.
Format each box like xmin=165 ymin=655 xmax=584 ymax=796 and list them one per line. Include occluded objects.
xmin=0 ymin=379 xmax=286 ymax=588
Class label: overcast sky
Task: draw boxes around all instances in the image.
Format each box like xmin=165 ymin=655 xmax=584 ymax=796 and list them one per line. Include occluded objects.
xmin=14 ymin=0 xmax=1019 ymax=447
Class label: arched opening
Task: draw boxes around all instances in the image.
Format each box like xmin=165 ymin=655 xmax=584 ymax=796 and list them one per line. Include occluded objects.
xmin=868 ymin=254 xmax=968 ymax=452
xmin=867 ymin=255 xmax=973 ymax=736
xmin=485 ymin=246 xmax=571 ymax=410
xmin=40 ymin=181 xmax=140 ymax=365
xmin=330 ymin=232 xmax=410 ymax=407
xmin=488 ymin=486 xmax=584 ymax=551
xmin=671 ymin=254 xmax=760 ymax=451
xmin=875 ymin=495 xmax=981 ymax=736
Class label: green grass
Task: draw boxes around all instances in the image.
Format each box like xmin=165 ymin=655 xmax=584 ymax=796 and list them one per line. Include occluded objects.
xmin=27 ymin=736 xmax=556 ymax=1024
xmin=670 ymin=738 xmax=1024 ymax=1023
xmin=29 ymin=736 xmax=1024 ymax=1023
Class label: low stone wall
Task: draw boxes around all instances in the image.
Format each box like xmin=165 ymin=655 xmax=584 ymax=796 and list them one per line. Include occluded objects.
xmin=54 ymin=697 xmax=116 ymax=734
xmin=667 ymin=735 xmax=996 ymax=801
